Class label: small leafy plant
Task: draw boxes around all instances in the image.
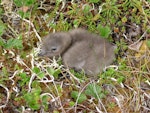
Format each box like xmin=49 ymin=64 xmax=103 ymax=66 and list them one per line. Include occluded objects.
xmin=97 ymin=24 xmax=111 ymax=38
xmin=85 ymin=83 xmax=106 ymax=99
xmin=71 ymin=83 xmax=106 ymax=104
xmin=0 ymin=36 xmax=23 ymax=49
xmin=71 ymin=91 xmax=87 ymax=104
xmin=24 ymin=88 xmax=41 ymax=110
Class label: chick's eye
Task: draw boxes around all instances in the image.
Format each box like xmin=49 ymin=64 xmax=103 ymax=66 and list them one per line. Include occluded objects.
xmin=51 ymin=47 xmax=57 ymax=52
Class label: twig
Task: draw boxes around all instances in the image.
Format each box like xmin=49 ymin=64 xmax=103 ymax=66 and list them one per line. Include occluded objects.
xmin=0 ymin=84 xmax=10 ymax=109
xmin=16 ymin=14 xmax=42 ymax=42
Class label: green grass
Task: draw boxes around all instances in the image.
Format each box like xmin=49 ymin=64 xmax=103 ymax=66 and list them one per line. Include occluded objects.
xmin=0 ymin=0 xmax=150 ymax=112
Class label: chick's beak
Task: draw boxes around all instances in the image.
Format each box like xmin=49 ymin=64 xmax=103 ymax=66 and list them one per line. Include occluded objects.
xmin=38 ymin=49 xmax=46 ymax=56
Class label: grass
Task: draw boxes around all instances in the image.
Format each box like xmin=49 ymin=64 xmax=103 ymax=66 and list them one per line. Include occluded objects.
xmin=0 ymin=0 xmax=150 ymax=112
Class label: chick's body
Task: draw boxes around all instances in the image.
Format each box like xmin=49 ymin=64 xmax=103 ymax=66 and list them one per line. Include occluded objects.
xmin=39 ymin=29 xmax=115 ymax=76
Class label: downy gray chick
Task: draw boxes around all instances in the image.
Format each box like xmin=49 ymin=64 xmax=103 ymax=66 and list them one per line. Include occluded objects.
xmin=39 ymin=29 xmax=116 ymax=77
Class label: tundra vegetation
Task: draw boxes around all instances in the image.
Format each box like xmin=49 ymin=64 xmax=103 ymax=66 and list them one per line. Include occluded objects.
xmin=0 ymin=0 xmax=150 ymax=112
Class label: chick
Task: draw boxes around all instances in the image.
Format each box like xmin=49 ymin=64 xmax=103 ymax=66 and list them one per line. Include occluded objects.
xmin=39 ymin=29 xmax=116 ymax=77
xmin=38 ymin=32 xmax=72 ymax=58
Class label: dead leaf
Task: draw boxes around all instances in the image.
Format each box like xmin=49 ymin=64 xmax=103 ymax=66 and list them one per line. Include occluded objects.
xmin=135 ymin=40 xmax=149 ymax=60
xmin=19 ymin=6 xmax=29 ymax=13
xmin=128 ymin=41 xmax=143 ymax=52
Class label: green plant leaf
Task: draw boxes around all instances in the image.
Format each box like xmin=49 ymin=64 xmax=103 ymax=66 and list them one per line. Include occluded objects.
xmin=69 ymin=101 xmax=75 ymax=107
xmin=89 ymin=0 xmax=99 ymax=3
xmin=0 ymin=23 xmax=6 ymax=36
xmin=4 ymin=38 xmax=23 ymax=49
xmin=0 ymin=7 xmax=4 ymax=15
xmin=71 ymin=91 xmax=87 ymax=104
xmin=25 ymin=0 xmax=36 ymax=6
xmin=14 ymin=0 xmax=23 ymax=7
xmin=146 ymin=39 xmax=150 ymax=48
xmin=83 ymin=5 xmax=91 ymax=14
xmin=47 ymin=67 xmax=55 ymax=75
xmin=117 ymin=76 xmax=125 ymax=83
xmin=18 ymin=10 xmax=31 ymax=18
xmin=37 ymin=72 xmax=45 ymax=79
xmin=14 ymin=0 xmax=36 ymax=7
xmin=0 ymin=38 xmax=5 ymax=46
xmin=85 ymin=83 xmax=105 ymax=99
xmin=18 ymin=72 xmax=30 ymax=86
xmin=1 ymin=67 xmax=9 ymax=77
xmin=41 ymin=95 xmax=51 ymax=110
xmin=97 ymin=24 xmax=111 ymax=38
xmin=32 ymin=67 xmax=45 ymax=79
xmin=32 ymin=67 xmax=40 ymax=74
xmin=24 ymin=88 xmax=41 ymax=110
xmin=73 ymin=19 xmax=81 ymax=28
xmin=121 ymin=16 xmax=127 ymax=23
xmin=47 ymin=67 xmax=61 ymax=79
